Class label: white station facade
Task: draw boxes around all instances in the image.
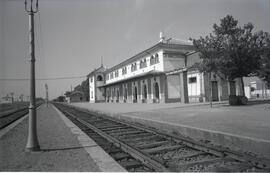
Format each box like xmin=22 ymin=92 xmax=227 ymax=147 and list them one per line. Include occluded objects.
xmin=87 ymin=34 xmax=238 ymax=104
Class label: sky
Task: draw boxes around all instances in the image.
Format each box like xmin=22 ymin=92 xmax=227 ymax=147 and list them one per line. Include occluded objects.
xmin=0 ymin=0 xmax=270 ymax=100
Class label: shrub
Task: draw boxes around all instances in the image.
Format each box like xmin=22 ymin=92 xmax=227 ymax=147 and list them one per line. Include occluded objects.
xmin=229 ymin=95 xmax=248 ymax=105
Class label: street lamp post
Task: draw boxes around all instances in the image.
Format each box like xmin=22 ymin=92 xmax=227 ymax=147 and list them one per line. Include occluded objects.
xmin=25 ymin=0 xmax=40 ymax=151
xmin=45 ymin=84 xmax=48 ymax=107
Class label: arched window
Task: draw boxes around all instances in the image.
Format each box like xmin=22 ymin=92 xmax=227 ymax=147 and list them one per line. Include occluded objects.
xmin=140 ymin=59 xmax=147 ymax=68
xmin=115 ymin=70 xmax=119 ymax=77
xmin=155 ymin=53 xmax=159 ymax=63
xmin=110 ymin=72 xmax=114 ymax=79
xmin=150 ymin=55 xmax=155 ymax=65
xmin=97 ymin=75 xmax=103 ymax=81
xmin=131 ymin=63 xmax=137 ymax=72
xmin=140 ymin=60 xmax=143 ymax=68
xmin=122 ymin=67 xmax=127 ymax=75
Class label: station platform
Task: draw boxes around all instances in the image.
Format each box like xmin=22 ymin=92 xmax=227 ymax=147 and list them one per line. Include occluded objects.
xmin=0 ymin=104 xmax=125 ymax=171
xmin=70 ymin=100 xmax=270 ymax=158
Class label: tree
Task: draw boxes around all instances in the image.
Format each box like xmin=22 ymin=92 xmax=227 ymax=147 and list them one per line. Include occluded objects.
xmin=72 ymin=79 xmax=89 ymax=101
xmin=192 ymin=34 xmax=223 ymax=106
xmin=55 ymin=96 xmax=65 ymax=102
xmin=191 ymin=15 xmax=268 ymax=96
xmin=64 ymin=91 xmax=72 ymax=97
xmin=192 ymin=33 xmax=223 ymax=75
xmin=257 ymin=33 xmax=270 ymax=87
xmin=81 ymin=79 xmax=89 ymax=101
xmin=74 ymin=84 xmax=82 ymax=92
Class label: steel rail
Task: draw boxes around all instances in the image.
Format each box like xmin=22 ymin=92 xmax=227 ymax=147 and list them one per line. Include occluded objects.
xmin=56 ymin=103 xmax=270 ymax=171
xmin=0 ymin=107 xmax=29 ymax=119
xmin=72 ymin=104 xmax=270 ymax=170
xmin=62 ymin=109 xmax=170 ymax=172
xmin=0 ymin=103 xmax=43 ymax=130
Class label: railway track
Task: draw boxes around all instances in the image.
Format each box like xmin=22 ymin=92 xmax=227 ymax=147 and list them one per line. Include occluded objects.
xmin=0 ymin=103 xmax=43 ymax=129
xmin=54 ymin=103 xmax=270 ymax=172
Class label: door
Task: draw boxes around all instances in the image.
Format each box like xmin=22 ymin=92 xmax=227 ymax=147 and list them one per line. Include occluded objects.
xmin=134 ymin=86 xmax=138 ymax=103
xmin=117 ymin=90 xmax=120 ymax=101
xmin=143 ymin=85 xmax=147 ymax=99
xmin=124 ymin=88 xmax=128 ymax=100
xmin=154 ymin=82 xmax=160 ymax=99
xmin=212 ymin=81 xmax=219 ymax=101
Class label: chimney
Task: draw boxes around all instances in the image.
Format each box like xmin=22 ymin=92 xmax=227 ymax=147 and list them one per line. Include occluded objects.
xmin=159 ymin=31 xmax=165 ymax=43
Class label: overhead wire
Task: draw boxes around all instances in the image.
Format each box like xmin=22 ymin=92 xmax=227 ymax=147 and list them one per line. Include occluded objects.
xmin=0 ymin=8 xmax=87 ymax=82
xmin=0 ymin=76 xmax=87 ymax=81
xmin=2 ymin=6 xmax=90 ymax=86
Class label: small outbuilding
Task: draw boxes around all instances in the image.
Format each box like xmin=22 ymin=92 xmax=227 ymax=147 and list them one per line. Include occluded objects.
xmin=68 ymin=91 xmax=86 ymax=103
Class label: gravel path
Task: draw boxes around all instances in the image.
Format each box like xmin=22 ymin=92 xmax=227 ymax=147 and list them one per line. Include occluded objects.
xmin=0 ymin=104 xmax=100 ymax=171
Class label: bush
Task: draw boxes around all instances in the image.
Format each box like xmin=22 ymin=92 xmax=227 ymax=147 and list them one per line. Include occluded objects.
xmin=237 ymin=96 xmax=248 ymax=105
xmin=229 ymin=95 xmax=238 ymax=105
xmin=229 ymin=95 xmax=248 ymax=105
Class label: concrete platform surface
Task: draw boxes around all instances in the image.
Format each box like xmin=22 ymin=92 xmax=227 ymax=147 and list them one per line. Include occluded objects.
xmin=72 ymin=101 xmax=228 ymax=114
xmin=0 ymin=104 xmax=125 ymax=171
xmin=71 ymin=101 xmax=270 ymax=158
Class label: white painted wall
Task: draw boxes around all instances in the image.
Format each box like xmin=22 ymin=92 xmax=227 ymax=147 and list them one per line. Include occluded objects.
xmin=167 ymin=75 xmax=180 ymax=99
xmin=106 ymin=50 xmax=164 ymax=84
xmin=245 ymin=86 xmax=251 ymax=99
xmin=163 ymin=56 xmax=185 ymax=71
xmin=89 ymin=76 xmax=95 ymax=103
xmin=187 ymin=72 xmax=201 ymax=96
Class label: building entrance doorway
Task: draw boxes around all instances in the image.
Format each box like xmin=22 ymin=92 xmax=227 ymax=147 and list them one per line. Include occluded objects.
xmin=116 ymin=90 xmax=120 ymax=102
xmin=142 ymin=85 xmax=147 ymax=103
xmin=212 ymin=81 xmax=219 ymax=101
xmin=154 ymin=82 xmax=160 ymax=101
xmin=111 ymin=89 xmax=114 ymax=102
xmin=133 ymin=86 xmax=138 ymax=103
xmin=143 ymin=85 xmax=147 ymax=99
xmin=124 ymin=88 xmax=128 ymax=101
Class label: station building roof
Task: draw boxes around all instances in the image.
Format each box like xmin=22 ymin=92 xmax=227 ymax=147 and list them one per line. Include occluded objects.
xmin=99 ymin=70 xmax=164 ymax=87
xmin=104 ymin=41 xmax=195 ymax=74
xmin=87 ymin=65 xmax=106 ymax=78
xmin=86 ymin=38 xmax=197 ymax=78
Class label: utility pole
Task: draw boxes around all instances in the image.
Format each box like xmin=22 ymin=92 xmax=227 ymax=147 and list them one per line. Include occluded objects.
xmin=20 ymin=94 xmax=24 ymax=102
xmin=45 ymin=84 xmax=48 ymax=107
xmin=25 ymin=0 xmax=40 ymax=152
xmin=209 ymin=72 xmax=213 ymax=108
xmin=209 ymin=52 xmax=213 ymax=108
xmin=10 ymin=92 xmax=14 ymax=104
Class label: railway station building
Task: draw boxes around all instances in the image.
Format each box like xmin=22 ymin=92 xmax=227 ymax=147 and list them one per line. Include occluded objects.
xmin=87 ymin=33 xmax=240 ymax=104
